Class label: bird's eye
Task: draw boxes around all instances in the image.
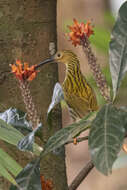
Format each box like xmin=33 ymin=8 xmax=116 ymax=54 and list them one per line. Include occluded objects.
xmin=57 ymin=53 xmax=61 ymax=58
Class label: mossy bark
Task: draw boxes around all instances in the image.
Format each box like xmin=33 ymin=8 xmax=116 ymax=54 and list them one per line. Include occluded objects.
xmin=0 ymin=0 xmax=68 ymax=189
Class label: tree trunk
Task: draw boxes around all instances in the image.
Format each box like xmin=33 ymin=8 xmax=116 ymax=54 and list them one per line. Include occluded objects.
xmin=0 ymin=0 xmax=68 ymax=189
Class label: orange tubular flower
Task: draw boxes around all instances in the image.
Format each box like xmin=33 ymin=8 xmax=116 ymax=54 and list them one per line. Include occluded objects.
xmin=10 ymin=60 xmax=38 ymax=82
xmin=40 ymin=176 xmax=53 ymax=190
xmin=67 ymin=18 xmax=94 ymax=46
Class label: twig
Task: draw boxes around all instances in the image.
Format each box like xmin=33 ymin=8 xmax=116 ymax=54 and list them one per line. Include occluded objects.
xmin=69 ymin=160 xmax=94 ymax=190
xmin=65 ymin=136 xmax=88 ymax=145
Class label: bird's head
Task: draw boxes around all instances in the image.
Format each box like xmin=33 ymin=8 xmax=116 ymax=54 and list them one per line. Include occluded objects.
xmin=35 ymin=50 xmax=79 ymax=69
xmin=53 ymin=50 xmax=79 ymax=65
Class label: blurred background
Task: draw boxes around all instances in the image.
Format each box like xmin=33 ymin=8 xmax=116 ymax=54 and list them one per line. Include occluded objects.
xmin=57 ymin=0 xmax=127 ymax=189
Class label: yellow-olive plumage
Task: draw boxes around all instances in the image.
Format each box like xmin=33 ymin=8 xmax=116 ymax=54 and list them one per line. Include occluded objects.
xmin=53 ymin=50 xmax=98 ymax=118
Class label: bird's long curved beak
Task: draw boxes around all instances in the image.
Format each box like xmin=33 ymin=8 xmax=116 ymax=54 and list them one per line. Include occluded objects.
xmin=35 ymin=56 xmax=54 ymax=70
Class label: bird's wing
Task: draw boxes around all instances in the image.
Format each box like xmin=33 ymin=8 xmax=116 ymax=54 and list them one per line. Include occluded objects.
xmin=65 ymin=93 xmax=91 ymax=118
xmin=81 ymin=77 xmax=98 ymax=111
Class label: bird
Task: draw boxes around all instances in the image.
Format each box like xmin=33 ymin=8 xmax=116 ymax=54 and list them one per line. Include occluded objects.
xmin=36 ymin=50 xmax=98 ymax=120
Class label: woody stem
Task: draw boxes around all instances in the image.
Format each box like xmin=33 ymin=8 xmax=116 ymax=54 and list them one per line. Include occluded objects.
xmin=69 ymin=160 xmax=94 ymax=190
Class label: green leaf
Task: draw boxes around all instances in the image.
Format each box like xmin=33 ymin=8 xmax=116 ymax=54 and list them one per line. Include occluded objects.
xmin=42 ymin=114 xmax=93 ymax=156
xmin=0 ymin=163 xmax=17 ymax=186
xmin=17 ymin=123 xmax=42 ymax=152
xmin=0 ymin=119 xmax=24 ymax=145
xmin=109 ymin=2 xmax=127 ymax=100
xmin=0 ymin=119 xmax=42 ymax=156
xmin=0 ymin=108 xmax=32 ymax=133
xmin=0 ymin=148 xmax=22 ymax=177
xmin=88 ymin=104 xmax=126 ymax=175
xmin=10 ymin=159 xmax=41 ymax=190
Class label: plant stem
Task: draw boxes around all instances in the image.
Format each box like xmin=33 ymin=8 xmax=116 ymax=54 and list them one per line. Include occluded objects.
xmin=69 ymin=160 xmax=94 ymax=190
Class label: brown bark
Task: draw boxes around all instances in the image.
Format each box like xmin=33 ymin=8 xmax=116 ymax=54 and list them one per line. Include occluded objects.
xmin=0 ymin=0 xmax=68 ymax=189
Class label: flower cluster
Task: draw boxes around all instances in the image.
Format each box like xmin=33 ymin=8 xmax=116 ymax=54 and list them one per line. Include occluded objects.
xmin=40 ymin=176 xmax=53 ymax=190
xmin=10 ymin=60 xmax=38 ymax=82
xmin=67 ymin=18 xmax=94 ymax=46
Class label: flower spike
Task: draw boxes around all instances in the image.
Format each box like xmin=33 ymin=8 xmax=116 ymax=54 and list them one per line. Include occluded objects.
xmin=66 ymin=18 xmax=111 ymax=102
xmin=10 ymin=60 xmax=40 ymax=129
